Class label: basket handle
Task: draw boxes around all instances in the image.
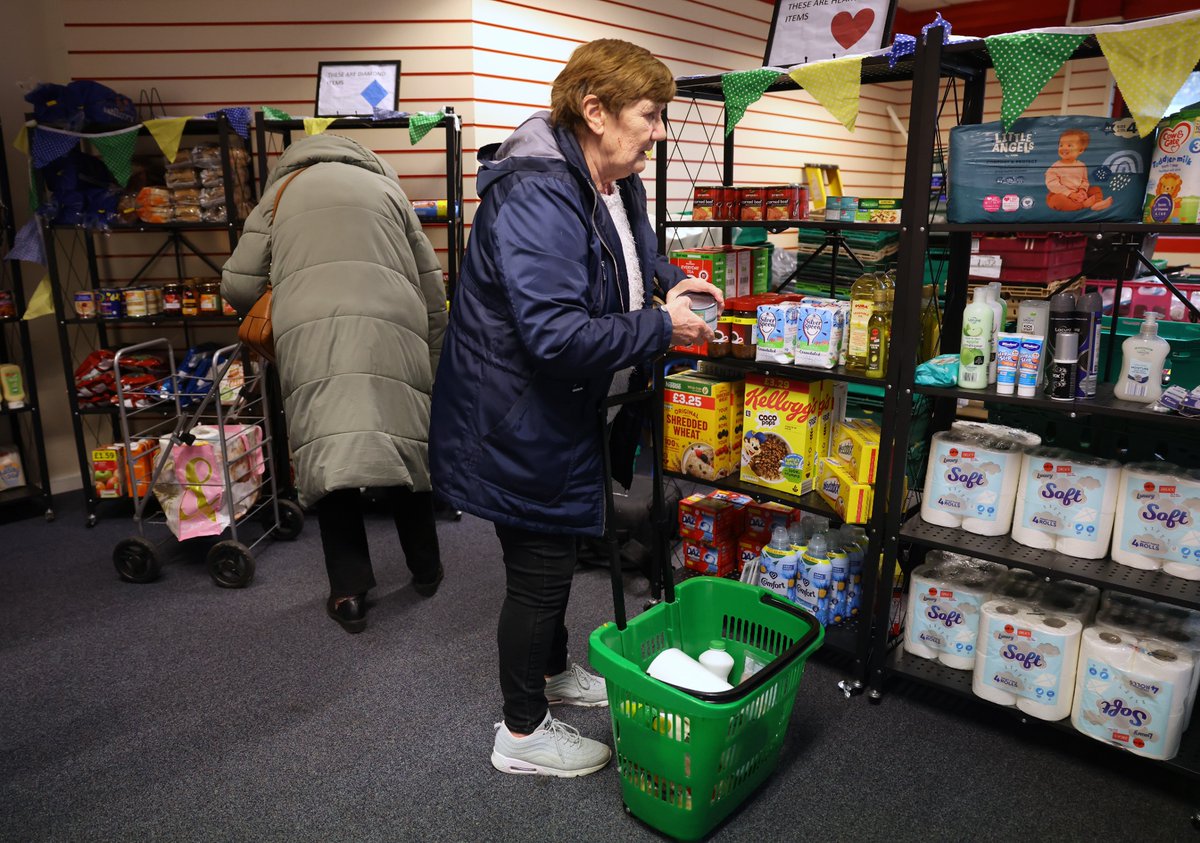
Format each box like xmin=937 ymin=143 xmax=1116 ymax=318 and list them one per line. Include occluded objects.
xmin=657 ymin=593 xmax=823 ymax=704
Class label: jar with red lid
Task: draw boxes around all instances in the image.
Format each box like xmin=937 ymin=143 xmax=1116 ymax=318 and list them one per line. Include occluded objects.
xmin=725 ymin=294 xmax=783 ymax=359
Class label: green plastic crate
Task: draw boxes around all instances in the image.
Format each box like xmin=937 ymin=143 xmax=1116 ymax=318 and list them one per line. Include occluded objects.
xmin=589 ymin=578 xmax=823 ymax=841
xmin=1097 ymin=315 xmax=1200 ymax=391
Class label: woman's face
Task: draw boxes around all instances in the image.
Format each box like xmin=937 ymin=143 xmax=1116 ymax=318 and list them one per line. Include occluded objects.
xmin=594 ymin=98 xmax=667 ymax=184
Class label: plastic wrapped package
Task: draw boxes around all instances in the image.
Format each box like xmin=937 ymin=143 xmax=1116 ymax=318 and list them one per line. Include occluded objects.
xmin=171 ymin=187 xmax=200 ymax=204
xmin=200 ymin=204 xmax=228 ymax=223
xmin=164 ymin=167 xmax=199 ymax=189
xmin=174 ymin=204 xmax=201 ymax=224
xmin=190 ymin=144 xmax=222 ymax=169
xmin=153 ymin=424 xmax=265 ymax=540
xmin=904 ymin=551 xmax=1007 ymax=669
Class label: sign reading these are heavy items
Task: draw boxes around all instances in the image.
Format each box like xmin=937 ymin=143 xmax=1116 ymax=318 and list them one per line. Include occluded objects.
xmin=765 ymin=0 xmax=896 ymax=67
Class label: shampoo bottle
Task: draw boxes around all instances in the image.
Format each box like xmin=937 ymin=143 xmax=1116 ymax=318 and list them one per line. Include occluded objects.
xmin=0 ymin=363 xmax=25 ymax=409
xmin=1114 ymin=311 xmax=1171 ymax=404
xmin=958 ymin=288 xmax=993 ymax=389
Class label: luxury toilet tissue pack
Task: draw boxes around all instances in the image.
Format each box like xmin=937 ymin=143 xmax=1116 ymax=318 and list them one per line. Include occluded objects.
xmin=920 ymin=423 xmax=1041 ymax=535
xmin=972 ymin=579 xmax=1099 ymax=719
xmin=1011 ymin=447 xmax=1120 ymax=559
xmin=1110 ymin=462 xmax=1200 ymax=579
xmin=904 ymin=551 xmax=1007 ymax=669
xmin=1070 ymin=627 xmax=1195 ymax=761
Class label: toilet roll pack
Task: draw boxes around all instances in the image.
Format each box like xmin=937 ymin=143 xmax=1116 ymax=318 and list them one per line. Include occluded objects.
xmin=904 ymin=552 xmax=1007 ymax=668
xmin=1071 ymin=628 xmax=1195 ymax=760
xmin=1111 ymin=462 xmax=1200 ymax=580
xmin=1011 ymin=448 xmax=1120 ymax=559
xmin=972 ymin=580 xmax=1097 ymax=719
xmin=920 ymin=424 xmax=1041 ymax=535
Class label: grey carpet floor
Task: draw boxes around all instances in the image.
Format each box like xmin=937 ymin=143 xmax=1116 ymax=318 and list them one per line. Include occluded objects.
xmin=1 ymin=496 xmax=1197 ymax=842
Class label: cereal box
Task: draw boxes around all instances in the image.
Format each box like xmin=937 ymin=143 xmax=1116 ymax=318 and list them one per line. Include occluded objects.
xmin=663 ymin=372 xmax=733 ymax=481
xmin=683 ymin=538 xmax=737 ymax=576
xmin=741 ymin=373 xmax=824 ymax=494
xmin=816 ymin=456 xmax=873 ymax=524
xmin=678 ymin=494 xmax=741 ymax=542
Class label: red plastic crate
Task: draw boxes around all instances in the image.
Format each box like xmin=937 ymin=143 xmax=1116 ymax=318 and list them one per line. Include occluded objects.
xmin=970 ymin=233 xmax=1088 ymax=282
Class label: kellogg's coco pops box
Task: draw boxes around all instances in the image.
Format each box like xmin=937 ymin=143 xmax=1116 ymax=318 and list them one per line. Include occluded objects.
xmin=741 ymin=374 xmax=829 ymax=495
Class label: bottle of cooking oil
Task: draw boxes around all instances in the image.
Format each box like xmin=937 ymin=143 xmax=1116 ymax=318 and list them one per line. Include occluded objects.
xmin=846 ymin=270 xmax=882 ymax=372
xmin=865 ymin=289 xmax=892 ymax=379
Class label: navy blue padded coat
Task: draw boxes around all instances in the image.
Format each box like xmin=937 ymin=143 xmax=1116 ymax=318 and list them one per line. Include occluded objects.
xmin=430 ymin=112 xmax=685 ymax=536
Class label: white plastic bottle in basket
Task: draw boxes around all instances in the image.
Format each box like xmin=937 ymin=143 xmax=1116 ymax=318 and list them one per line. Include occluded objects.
xmin=698 ymin=639 xmax=735 ymax=683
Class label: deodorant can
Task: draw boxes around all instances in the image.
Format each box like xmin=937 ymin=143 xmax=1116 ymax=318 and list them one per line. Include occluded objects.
xmin=1049 ymin=332 xmax=1079 ymax=401
xmin=1077 ymin=291 xmax=1103 ymax=398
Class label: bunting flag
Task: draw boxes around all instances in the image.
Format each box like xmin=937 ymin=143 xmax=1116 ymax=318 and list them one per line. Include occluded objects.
xmin=304 ymin=117 xmax=338 ymax=136
xmin=21 ymin=276 xmax=54 ymax=321
xmin=987 ymin=32 xmax=1085 ymax=130
xmin=12 ymin=125 xmax=28 ymax=156
xmin=261 ymin=106 xmax=293 ymax=122
xmin=408 ymin=110 xmax=445 ymax=145
xmin=1098 ymin=15 xmax=1200 ymax=137
xmin=205 ymin=107 xmax=251 ymax=139
xmin=90 ymin=127 xmax=140 ymax=186
xmin=721 ymin=69 xmax=781 ymax=136
xmin=4 ymin=218 xmax=45 ymax=265
xmin=372 ymin=106 xmax=408 ymax=121
xmin=30 ymin=127 xmax=79 ymax=169
xmin=887 ymin=34 xmax=916 ymax=68
xmin=143 ymin=117 xmax=191 ymax=163
xmin=789 ymin=56 xmax=864 ymax=132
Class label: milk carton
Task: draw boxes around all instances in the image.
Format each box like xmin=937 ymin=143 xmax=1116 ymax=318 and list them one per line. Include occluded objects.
xmin=1144 ymin=105 xmax=1200 ymax=224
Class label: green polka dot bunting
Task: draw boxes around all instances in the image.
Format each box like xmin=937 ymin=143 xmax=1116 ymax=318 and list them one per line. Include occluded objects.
xmin=1099 ymin=17 xmax=1200 ymax=138
xmin=722 ymin=69 xmax=782 ymax=136
xmin=408 ymin=110 xmax=445 ymax=145
xmin=986 ymin=33 xmax=1085 ymax=132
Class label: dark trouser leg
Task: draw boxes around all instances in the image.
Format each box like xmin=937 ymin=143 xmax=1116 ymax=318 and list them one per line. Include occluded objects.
xmin=387 ymin=487 xmax=442 ymax=581
xmin=495 ymin=524 xmax=575 ymax=734
xmin=316 ymin=487 xmax=377 ymax=598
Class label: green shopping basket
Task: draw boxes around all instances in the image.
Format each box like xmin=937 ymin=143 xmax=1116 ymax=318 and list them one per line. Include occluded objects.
xmin=588 ymin=577 xmax=823 ymax=840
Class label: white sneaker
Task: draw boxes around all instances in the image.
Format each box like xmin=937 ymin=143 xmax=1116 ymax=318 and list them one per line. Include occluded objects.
xmin=491 ymin=712 xmax=612 ymax=778
xmin=544 ymin=663 xmax=608 ymax=707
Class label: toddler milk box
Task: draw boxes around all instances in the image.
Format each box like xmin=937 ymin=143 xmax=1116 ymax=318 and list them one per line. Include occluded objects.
xmin=1144 ymin=105 xmax=1200 ymax=224
xmin=948 ymin=116 xmax=1153 ymax=224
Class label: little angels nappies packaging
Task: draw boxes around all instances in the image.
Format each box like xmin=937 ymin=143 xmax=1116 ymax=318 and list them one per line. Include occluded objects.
xmin=1111 ymin=462 xmax=1200 ymax=579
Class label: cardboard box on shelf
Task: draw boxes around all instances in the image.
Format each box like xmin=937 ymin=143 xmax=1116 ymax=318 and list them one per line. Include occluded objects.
xmin=678 ymin=494 xmax=742 ymax=543
xmin=741 ymin=373 xmax=829 ymax=495
xmin=664 ymin=371 xmax=735 ymax=482
xmin=683 ymin=537 xmax=738 ymax=576
xmin=815 ymin=456 xmax=873 ymax=524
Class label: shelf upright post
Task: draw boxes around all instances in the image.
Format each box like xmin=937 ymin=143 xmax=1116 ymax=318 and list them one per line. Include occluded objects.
xmin=656 ymin=103 xmax=668 ymax=256
xmin=442 ymin=108 xmax=463 ymax=301
xmin=723 ymin=107 xmax=734 ymax=249
xmin=254 ymin=111 xmax=270 ymax=196
xmin=864 ymin=26 xmax=949 ymax=698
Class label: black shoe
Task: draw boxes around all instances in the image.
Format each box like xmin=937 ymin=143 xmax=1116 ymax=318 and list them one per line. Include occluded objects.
xmin=327 ymin=594 xmax=367 ymax=634
xmin=412 ymin=563 xmax=444 ymax=597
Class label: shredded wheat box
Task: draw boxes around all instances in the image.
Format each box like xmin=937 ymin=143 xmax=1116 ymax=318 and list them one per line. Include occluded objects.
xmin=663 ymin=372 xmax=733 ymax=481
xmin=741 ymin=373 xmax=825 ymax=495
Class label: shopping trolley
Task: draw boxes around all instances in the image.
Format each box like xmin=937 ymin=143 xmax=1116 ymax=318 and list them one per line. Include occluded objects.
xmin=588 ymin=388 xmax=824 ymax=840
xmin=109 ymin=339 xmax=302 ymax=587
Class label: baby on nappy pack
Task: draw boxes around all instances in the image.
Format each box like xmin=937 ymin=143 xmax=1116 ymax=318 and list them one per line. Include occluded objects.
xmin=1045 ymin=129 xmax=1114 ymax=212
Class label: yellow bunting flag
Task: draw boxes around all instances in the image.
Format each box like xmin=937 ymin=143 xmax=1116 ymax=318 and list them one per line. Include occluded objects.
xmin=12 ymin=125 xmax=28 ymax=156
xmin=143 ymin=117 xmax=191 ymax=163
xmin=21 ymin=275 xmax=54 ymax=321
xmin=1098 ymin=16 xmax=1200 ymax=137
xmin=788 ymin=56 xmax=864 ymax=133
xmin=304 ymin=117 xmax=338 ymax=136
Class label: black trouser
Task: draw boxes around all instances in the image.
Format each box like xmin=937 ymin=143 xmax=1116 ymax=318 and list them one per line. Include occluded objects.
xmin=494 ymin=524 xmax=576 ymax=734
xmin=315 ymin=487 xmax=441 ymax=598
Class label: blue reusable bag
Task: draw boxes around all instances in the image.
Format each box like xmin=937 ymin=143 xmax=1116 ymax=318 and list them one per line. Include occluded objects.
xmin=948 ymin=116 xmax=1154 ymax=224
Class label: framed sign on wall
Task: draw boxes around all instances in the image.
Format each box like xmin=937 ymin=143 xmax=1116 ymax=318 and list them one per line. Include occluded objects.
xmin=764 ymin=0 xmax=897 ymax=67
xmin=315 ymin=61 xmax=401 ymax=117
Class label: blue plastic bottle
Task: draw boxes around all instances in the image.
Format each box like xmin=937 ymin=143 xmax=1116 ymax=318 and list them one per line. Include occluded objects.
xmin=797 ymin=530 xmax=833 ymax=624
xmin=827 ymin=531 xmax=849 ymax=626
xmin=756 ymin=525 xmax=796 ymax=602
xmin=840 ymin=525 xmax=867 ymax=618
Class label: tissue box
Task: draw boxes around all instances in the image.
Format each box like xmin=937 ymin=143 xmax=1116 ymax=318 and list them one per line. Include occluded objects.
xmin=948 ymin=116 xmax=1153 ymax=224
xmin=816 ymin=456 xmax=874 ymax=524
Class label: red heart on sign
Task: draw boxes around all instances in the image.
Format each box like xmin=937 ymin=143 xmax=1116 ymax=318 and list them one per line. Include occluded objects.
xmin=832 ymin=9 xmax=875 ymax=50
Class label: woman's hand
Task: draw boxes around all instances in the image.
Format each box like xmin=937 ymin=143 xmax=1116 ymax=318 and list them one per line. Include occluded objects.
xmin=664 ymin=295 xmax=714 ymax=346
xmin=667 ymin=276 xmax=725 ymax=311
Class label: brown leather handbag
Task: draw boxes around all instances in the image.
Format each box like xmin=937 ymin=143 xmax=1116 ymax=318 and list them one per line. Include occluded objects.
xmin=237 ymin=167 xmax=308 ymax=362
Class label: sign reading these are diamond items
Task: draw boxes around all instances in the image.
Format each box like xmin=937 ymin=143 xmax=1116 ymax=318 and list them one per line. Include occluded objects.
xmin=765 ymin=0 xmax=896 ymax=66
xmin=316 ymin=61 xmax=400 ymax=117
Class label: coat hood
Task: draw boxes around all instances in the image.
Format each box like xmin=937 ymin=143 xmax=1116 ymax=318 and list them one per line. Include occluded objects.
xmin=476 ymin=111 xmax=587 ymax=196
xmin=264 ymin=133 xmax=398 ymax=189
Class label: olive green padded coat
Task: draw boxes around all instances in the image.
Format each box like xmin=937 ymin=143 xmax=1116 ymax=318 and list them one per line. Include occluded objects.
xmin=221 ymin=134 xmax=446 ymax=506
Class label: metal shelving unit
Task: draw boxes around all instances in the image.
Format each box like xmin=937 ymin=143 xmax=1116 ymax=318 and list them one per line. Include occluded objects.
xmin=0 ymin=119 xmax=53 ymax=521
xmin=33 ymin=115 xmax=255 ymax=525
xmin=254 ymin=111 xmax=465 ymax=300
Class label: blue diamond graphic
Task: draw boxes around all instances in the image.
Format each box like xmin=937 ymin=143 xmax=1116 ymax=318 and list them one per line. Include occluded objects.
xmin=361 ymin=80 xmax=388 ymax=108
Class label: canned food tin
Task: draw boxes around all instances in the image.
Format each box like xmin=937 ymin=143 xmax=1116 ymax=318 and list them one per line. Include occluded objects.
xmin=692 ymin=185 xmax=720 ymax=222
xmin=146 ymin=286 xmax=163 ymax=315
xmin=739 ymin=187 xmax=765 ymax=221
xmin=100 ymin=288 xmax=124 ymax=319
xmin=124 ymin=287 xmax=149 ymax=318
xmin=73 ymin=290 xmax=97 ymax=319
xmin=162 ymin=282 xmax=183 ymax=314
xmin=0 ymin=290 xmax=16 ymax=319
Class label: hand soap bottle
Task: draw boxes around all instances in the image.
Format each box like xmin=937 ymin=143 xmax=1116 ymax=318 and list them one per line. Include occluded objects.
xmin=1114 ymin=311 xmax=1170 ymax=404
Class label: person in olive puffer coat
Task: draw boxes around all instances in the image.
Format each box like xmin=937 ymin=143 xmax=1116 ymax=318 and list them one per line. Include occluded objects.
xmin=222 ymin=133 xmax=447 ymax=634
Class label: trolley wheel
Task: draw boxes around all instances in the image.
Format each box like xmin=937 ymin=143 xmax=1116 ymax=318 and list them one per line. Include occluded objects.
xmin=271 ymin=499 xmax=305 ymax=541
xmin=113 ymin=537 xmax=161 ymax=584
xmin=86 ymin=514 xmax=97 ymax=528
xmin=207 ymin=540 xmax=255 ymax=588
